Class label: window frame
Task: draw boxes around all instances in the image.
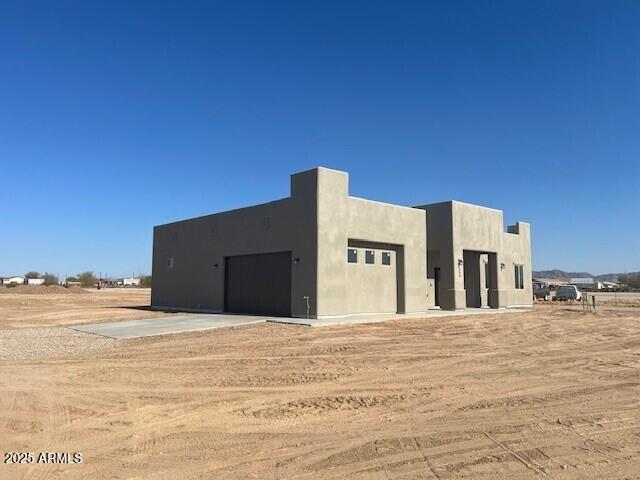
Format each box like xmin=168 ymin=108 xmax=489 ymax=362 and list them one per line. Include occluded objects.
xmin=347 ymin=248 xmax=358 ymax=264
xmin=365 ymin=250 xmax=375 ymax=264
xmin=514 ymin=264 xmax=524 ymax=289
xmin=381 ymin=251 xmax=391 ymax=266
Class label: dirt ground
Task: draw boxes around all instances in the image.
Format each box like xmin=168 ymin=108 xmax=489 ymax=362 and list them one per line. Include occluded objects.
xmin=1 ymin=296 xmax=640 ymax=479
xmin=0 ymin=288 xmax=169 ymax=329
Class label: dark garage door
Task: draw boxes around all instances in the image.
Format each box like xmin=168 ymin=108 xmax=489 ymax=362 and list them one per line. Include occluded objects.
xmin=224 ymin=251 xmax=292 ymax=317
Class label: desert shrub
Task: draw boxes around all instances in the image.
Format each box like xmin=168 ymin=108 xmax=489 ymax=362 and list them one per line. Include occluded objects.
xmin=77 ymin=271 xmax=97 ymax=287
xmin=43 ymin=273 xmax=59 ymax=286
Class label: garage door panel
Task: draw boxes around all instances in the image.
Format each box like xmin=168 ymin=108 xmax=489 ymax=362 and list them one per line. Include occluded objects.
xmin=346 ymin=247 xmax=397 ymax=314
xmin=224 ymin=252 xmax=292 ymax=317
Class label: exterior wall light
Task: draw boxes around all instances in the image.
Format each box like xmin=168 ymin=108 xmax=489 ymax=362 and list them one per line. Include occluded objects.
xmin=213 ymin=264 xmax=219 ymax=269
xmin=294 ymin=258 xmax=301 ymax=264
xmin=500 ymin=262 xmax=505 ymax=270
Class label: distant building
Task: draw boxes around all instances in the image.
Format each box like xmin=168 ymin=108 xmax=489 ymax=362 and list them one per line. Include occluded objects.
xmin=27 ymin=278 xmax=45 ymax=286
xmin=533 ymin=278 xmax=567 ymax=288
xmin=569 ymin=277 xmax=603 ymax=291
xmin=122 ymin=277 xmax=141 ymax=287
xmin=601 ymin=281 xmax=620 ymax=291
xmin=2 ymin=276 xmax=25 ymax=285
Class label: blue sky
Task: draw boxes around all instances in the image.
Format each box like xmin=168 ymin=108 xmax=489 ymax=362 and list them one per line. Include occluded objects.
xmin=1 ymin=1 xmax=638 ymax=278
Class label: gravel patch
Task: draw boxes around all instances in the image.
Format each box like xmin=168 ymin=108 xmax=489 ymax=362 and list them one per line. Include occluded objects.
xmin=0 ymin=327 xmax=116 ymax=361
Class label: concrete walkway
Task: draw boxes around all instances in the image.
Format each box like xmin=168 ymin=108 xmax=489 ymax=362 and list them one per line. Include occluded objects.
xmin=71 ymin=307 xmax=531 ymax=339
xmin=269 ymin=307 xmax=531 ymax=327
xmin=71 ymin=314 xmax=267 ymax=339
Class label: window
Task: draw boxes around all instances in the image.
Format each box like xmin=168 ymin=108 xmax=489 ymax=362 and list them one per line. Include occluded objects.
xmin=168 ymin=257 xmax=174 ymax=268
xmin=514 ymin=264 xmax=524 ymax=289
xmin=382 ymin=252 xmax=391 ymax=265
xmin=365 ymin=250 xmax=375 ymax=264
xmin=347 ymin=248 xmax=358 ymax=263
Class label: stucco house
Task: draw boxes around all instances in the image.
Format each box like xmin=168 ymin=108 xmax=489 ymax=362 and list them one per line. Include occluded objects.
xmin=152 ymin=167 xmax=532 ymax=318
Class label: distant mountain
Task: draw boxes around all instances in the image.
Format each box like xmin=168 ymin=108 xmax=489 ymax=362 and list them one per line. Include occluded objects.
xmin=533 ymin=270 xmax=589 ymax=281
xmin=533 ymin=269 xmax=640 ymax=282
xmin=594 ymin=272 xmax=640 ymax=282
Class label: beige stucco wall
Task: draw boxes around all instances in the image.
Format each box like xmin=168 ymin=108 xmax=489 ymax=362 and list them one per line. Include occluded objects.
xmin=315 ymin=168 xmax=429 ymax=317
xmin=500 ymin=221 xmax=533 ymax=306
xmin=417 ymin=200 xmax=532 ymax=309
xmin=346 ymin=247 xmax=397 ymax=314
xmin=151 ymin=171 xmax=318 ymax=317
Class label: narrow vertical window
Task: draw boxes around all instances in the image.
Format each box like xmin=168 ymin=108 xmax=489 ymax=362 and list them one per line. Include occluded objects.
xmin=485 ymin=262 xmax=490 ymax=288
xmin=347 ymin=248 xmax=358 ymax=263
xmin=514 ymin=264 xmax=524 ymax=289
xmin=365 ymin=250 xmax=375 ymax=264
xmin=382 ymin=252 xmax=391 ymax=265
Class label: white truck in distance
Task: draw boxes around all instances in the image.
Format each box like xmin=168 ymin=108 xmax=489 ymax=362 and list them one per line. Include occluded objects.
xmin=555 ymin=285 xmax=582 ymax=301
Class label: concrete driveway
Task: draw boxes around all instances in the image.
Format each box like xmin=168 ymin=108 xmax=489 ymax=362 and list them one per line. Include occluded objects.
xmin=71 ymin=307 xmax=534 ymax=339
xmin=71 ymin=314 xmax=267 ymax=339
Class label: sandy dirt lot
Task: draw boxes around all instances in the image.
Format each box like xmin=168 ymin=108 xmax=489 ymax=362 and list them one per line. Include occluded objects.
xmin=591 ymin=292 xmax=640 ymax=304
xmin=1 ymin=300 xmax=640 ymax=479
xmin=0 ymin=288 xmax=168 ymax=329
